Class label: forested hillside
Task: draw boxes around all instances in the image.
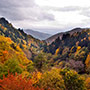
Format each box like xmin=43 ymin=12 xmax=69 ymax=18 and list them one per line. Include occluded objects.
xmin=44 ymin=29 xmax=90 ymax=73
xmin=0 ymin=17 xmax=44 ymax=59
xmin=0 ymin=17 xmax=90 ymax=90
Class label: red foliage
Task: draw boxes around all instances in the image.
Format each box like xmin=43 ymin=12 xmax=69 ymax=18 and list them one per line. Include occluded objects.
xmin=0 ymin=72 xmax=43 ymax=90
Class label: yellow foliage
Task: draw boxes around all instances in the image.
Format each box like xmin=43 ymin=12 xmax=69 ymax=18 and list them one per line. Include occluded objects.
xmin=21 ymin=71 xmax=30 ymax=78
xmin=23 ymin=40 xmax=27 ymax=45
xmin=0 ymin=36 xmax=30 ymax=65
xmin=39 ymin=68 xmax=65 ymax=90
xmin=0 ymin=36 xmax=13 ymax=44
xmin=16 ymin=45 xmax=22 ymax=52
xmin=85 ymin=53 xmax=90 ymax=68
xmin=76 ymin=46 xmax=81 ymax=52
xmin=31 ymin=71 xmax=42 ymax=84
xmin=55 ymin=48 xmax=60 ymax=55
xmin=70 ymin=46 xmax=74 ymax=52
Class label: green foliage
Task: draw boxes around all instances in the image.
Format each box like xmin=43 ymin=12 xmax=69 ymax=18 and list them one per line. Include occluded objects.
xmin=34 ymin=53 xmax=47 ymax=72
xmin=27 ymin=62 xmax=35 ymax=72
xmin=60 ymin=68 xmax=86 ymax=90
xmin=0 ymin=64 xmax=8 ymax=79
xmin=4 ymin=58 xmax=23 ymax=74
xmin=0 ymin=58 xmax=23 ymax=78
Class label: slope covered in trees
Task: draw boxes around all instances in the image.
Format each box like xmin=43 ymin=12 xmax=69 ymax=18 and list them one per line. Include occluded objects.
xmin=0 ymin=17 xmax=44 ymax=59
xmin=0 ymin=17 xmax=90 ymax=90
xmin=44 ymin=29 xmax=90 ymax=73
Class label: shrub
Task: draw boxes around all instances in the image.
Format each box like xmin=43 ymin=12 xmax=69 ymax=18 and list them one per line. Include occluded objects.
xmin=0 ymin=72 xmax=43 ymax=90
xmin=67 ymin=60 xmax=84 ymax=73
xmin=60 ymin=68 xmax=86 ymax=90
xmin=4 ymin=58 xmax=23 ymax=74
xmin=38 ymin=68 xmax=66 ymax=90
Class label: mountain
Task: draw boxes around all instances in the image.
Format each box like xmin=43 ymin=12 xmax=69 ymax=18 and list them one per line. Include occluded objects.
xmin=46 ymin=28 xmax=84 ymax=43
xmin=44 ymin=28 xmax=90 ymax=60
xmin=0 ymin=17 xmax=44 ymax=59
xmin=24 ymin=29 xmax=52 ymax=40
xmin=0 ymin=17 xmax=90 ymax=90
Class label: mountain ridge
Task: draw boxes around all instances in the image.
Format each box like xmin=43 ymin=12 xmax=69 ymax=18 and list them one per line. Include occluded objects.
xmin=0 ymin=17 xmax=44 ymax=59
xmin=24 ymin=29 xmax=52 ymax=40
xmin=45 ymin=28 xmax=85 ymax=43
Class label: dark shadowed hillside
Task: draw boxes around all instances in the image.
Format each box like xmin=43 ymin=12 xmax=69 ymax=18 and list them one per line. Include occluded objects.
xmin=44 ymin=28 xmax=90 ymax=61
xmin=46 ymin=28 xmax=84 ymax=43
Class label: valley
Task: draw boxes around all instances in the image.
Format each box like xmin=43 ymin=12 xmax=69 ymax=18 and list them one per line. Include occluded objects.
xmin=0 ymin=17 xmax=90 ymax=90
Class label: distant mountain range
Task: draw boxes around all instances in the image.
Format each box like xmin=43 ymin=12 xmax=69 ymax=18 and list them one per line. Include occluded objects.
xmin=24 ymin=29 xmax=52 ymax=40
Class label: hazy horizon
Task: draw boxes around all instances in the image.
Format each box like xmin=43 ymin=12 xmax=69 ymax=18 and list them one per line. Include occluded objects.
xmin=1 ymin=0 xmax=90 ymax=34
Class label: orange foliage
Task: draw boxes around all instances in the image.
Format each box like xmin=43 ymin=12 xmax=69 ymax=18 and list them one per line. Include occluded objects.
xmin=88 ymin=37 xmax=90 ymax=41
xmin=0 ymin=72 xmax=43 ymax=90
xmin=0 ymin=24 xmax=7 ymax=31
xmin=1 ymin=50 xmax=10 ymax=63
xmin=19 ymin=64 xmax=26 ymax=69
xmin=85 ymin=77 xmax=90 ymax=90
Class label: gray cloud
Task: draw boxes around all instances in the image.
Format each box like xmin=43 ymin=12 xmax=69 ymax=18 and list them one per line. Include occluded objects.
xmin=58 ymin=6 xmax=83 ymax=12
xmin=43 ymin=6 xmax=88 ymax=12
xmin=0 ymin=0 xmax=55 ymax=21
xmin=80 ymin=8 xmax=90 ymax=17
xmin=0 ymin=0 xmax=90 ymax=34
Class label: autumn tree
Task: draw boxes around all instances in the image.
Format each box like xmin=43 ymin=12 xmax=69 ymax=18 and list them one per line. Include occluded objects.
xmin=60 ymin=68 xmax=86 ymax=90
xmin=85 ymin=53 xmax=90 ymax=73
xmin=4 ymin=58 xmax=23 ymax=74
xmin=27 ymin=62 xmax=35 ymax=72
xmin=0 ymin=72 xmax=43 ymax=90
xmin=55 ymin=48 xmax=60 ymax=55
xmin=34 ymin=53 xmax=47 ymax=72
xmin=38 ymin=68 xmax=66 ymax=90
xmin=66 ymin=60 xmax=84 ymax=73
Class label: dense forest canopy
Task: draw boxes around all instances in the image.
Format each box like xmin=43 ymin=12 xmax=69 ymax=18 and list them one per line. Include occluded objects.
xmin=0 ymin=17 xmax=90 ymax=90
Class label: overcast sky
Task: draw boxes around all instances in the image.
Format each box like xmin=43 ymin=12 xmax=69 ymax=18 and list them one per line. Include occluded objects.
xmin=1 ymin=0 xmax=90 ymax=34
